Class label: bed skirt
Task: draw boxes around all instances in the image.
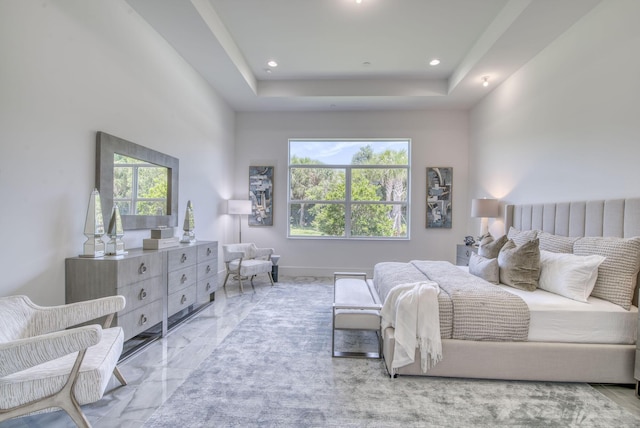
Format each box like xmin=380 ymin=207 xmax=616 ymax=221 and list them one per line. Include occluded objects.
xmin=382 ymin=327 xmax=636 ymax=384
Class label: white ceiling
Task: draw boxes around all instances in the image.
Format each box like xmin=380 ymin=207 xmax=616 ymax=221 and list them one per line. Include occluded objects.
xmin=125 ymin=0 xmax=600 ymax=112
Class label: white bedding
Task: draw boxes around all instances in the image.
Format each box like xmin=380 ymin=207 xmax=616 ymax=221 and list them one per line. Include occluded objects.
xmin=499 ymin=284 xmax=638 ymax=344
xmin=458 ymin=265 xmax=637 ymax=344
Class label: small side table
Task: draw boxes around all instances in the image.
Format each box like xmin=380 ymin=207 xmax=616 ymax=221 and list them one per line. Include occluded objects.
xmin=456 ymin=244 xmax=478 ymax=266
xmin=271 ymin=255 xmax=280 ymax=282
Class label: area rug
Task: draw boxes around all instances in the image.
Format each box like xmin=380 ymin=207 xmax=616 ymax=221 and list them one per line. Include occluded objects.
xmin=143 ymin=282 xmax=640 ymax=427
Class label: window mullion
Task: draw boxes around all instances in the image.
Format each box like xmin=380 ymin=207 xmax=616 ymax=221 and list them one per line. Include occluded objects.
xmin=345 ymin=167 xmax=352 ymax=237
xmin=131 ymin=165 xmax=139 ymax=215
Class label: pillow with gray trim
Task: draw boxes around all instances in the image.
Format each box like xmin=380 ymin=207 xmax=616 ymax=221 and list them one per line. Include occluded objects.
xmin=478 ymin=234 xmax=508 ymax=259
xmin=507 ymin=227 xmax=538 ymax=246
xmin=468 ymin=253 xmax=499 ymax=284
xmin=538 ymin=231 xmax=578 ymax=253
xmin=498 ymin=238 xmax=541 ymax=291
xmin=573 ymin=236 xmax=640 ymax=310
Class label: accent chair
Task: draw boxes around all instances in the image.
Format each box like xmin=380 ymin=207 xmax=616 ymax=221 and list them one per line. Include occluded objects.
xmin=0 ymin=295 xmax=127 ymax=428
xmin=222 ymin=243 xmax=274 ymax=293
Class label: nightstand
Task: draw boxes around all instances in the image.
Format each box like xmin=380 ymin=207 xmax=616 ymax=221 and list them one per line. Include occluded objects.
xmin=456 ymin=244 xmax=478 ymax=266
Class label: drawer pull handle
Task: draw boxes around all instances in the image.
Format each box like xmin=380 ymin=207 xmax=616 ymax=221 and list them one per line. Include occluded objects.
xmin=181 ymin=274 xmax=187 ymax=283
xmin=207 ymin=248 xmax=212 ymax=256
xmin=206 ymin=265 xmax=211 ymax=273
xmin=139 ymin=263 xmax=147 ymax=274
xmin=140 ymin=314 xmax=148 ymax=326
xmin=206 ymin=282 xmax=211 ymax=291
xmin=181 ymin=253 xmax=187 ymax=263
xmin=139 ymin=289 xmax=147 ymax=300
xmin=465 ymin=250 xmax=470 ymax=257
xmin=181 ymin=294 xmax=187 ymax=304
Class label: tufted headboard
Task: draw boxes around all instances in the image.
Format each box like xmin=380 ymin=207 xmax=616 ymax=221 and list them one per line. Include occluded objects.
xmin=505 ymin=198 xmax=640 ymax=306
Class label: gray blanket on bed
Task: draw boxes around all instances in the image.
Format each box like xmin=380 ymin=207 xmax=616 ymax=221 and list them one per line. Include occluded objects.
xmin=373 ymin=260 xmax=530 ymax=341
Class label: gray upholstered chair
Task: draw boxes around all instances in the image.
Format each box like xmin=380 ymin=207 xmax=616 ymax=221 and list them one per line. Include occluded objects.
xmin=0 ymin=295 xmax=127 ymax=428
xmin=222 ymin=243 xmax=274 ymax=293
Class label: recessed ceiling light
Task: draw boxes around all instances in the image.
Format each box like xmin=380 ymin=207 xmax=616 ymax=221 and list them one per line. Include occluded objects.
xmin=429 ymin=59 xmax=440 ymax=66
xmin=482 ymin=76 xmax=489 ymax=87
xmin=355 ymin=0 xmax=363 ymax=4
xmin=267 ymin=60 xmax=278 ymax=68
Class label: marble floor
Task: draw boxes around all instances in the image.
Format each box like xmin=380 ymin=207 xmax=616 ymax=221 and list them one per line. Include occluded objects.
xmin=3 ymin=276 xmax=640 ymax=427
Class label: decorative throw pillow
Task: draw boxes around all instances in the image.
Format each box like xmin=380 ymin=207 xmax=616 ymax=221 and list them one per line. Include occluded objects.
xmin=537 ymin=231 xmax=578 ymax=253
xmin=573 ymin=236 xmax=640 ymax=310
xmin=478 ymin=234 xmax=508 ymax=259
xmin=538 ymin=250 xmax=606 ymax=302
xmin=507 ymin=227 xmax=538 ymax=246
xmin=498 ymin=238 xmax=541 ymax=291
xmin=468 ymin=253 xmax=499 ymax=284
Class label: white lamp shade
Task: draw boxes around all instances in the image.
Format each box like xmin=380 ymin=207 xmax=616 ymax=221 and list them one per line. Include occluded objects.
xmin=471 ymin=198 xmax=499 ymax=218
xmin=227 ymin=200 xmax=252 ymax=215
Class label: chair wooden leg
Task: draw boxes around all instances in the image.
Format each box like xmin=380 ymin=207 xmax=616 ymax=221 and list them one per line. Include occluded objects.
xmin=60 ymin=396 xmax=91 ymax=428
xmin=222 ymin=272 xmax=231 ymax=289
xmin=113 ymin=366 xmax=127 ymax=386
xmin=238 ymin=275 xmax=244 ymax=293
xmin=0 ymin=349 xmax=92 ymax=427
xmin=268 ymin=272 xmax=274 ymax=286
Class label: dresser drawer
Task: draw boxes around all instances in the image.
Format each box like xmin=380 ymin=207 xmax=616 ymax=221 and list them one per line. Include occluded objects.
xmin=198 ymin=243 xmax=217 ymax=263
xmin=118 ymin=299 xmax=163 ymax=341
xmin=117 ymin=277 xmax=163 ymax=314
xmin=197 ymin=277 xmax=217 ymax=303
xmin=167 ymin=246 xmax=197 ymax=271
xmin=168 ymin=265 xmax=197 ymax=294
xmin=168 ymin=284 xmax=197 ymax=316
xmin=197 ymin=260 xmax=216 ymax=280
xmin=117 ymin=253 xmax=162 ymax=286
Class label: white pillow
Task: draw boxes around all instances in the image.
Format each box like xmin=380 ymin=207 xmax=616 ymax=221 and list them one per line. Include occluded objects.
xmin=538 ymin=250 xmax=606 ymax=302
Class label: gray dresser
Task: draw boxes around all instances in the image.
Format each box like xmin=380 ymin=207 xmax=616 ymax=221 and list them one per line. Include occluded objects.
xmin=66 ymin=241 xmax=218 ymax=348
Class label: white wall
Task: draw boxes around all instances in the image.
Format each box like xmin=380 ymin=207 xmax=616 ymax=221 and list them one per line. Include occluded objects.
xmin=235 ymin=110 xmax=469 ymax=276
xmin=0 ymin=0 xmax=235 ymax=305
xmin=469 ymin=0 xmax=640 ymax=238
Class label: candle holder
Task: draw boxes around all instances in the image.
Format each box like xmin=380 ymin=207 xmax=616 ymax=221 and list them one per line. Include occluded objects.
xmin=106 ymin=205 xmax=127 ymax=256
xmin=81 ymin=189 xmax=106 ymax=257
xmin=180 ymin=200 xmax=196 ymax=243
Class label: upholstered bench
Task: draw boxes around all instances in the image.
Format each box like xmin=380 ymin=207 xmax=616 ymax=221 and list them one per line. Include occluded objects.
xmin=332 ymin=272 xmax=382 ymax=359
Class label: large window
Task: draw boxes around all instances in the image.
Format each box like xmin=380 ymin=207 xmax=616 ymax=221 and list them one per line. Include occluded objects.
xmin=288 ymin=139 xmax=410 ymax=239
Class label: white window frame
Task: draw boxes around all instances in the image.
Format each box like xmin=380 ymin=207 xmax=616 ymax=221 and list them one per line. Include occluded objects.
xmin=287 ymin=138 xmax=411 ymax=240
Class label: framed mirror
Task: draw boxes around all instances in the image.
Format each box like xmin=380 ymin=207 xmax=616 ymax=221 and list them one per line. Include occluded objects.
xmin=96 ymin=131 xmax=179 ymax=230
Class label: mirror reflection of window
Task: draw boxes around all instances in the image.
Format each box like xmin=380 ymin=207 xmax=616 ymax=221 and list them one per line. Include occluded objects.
xmin=113 ymin=154 xmax=168 ymax=216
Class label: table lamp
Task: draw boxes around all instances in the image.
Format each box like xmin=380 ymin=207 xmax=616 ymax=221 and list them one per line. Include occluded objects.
xmin=471 ymin=198 xmax=499 ymax=239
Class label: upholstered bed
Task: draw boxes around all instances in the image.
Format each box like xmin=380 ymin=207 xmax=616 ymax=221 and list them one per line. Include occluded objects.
xmin=374 ymin=198 xmax=640 ymax=388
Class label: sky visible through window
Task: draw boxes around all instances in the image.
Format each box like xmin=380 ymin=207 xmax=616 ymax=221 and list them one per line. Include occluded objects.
xmin=290 ymin=140 xmax=408 ymax=165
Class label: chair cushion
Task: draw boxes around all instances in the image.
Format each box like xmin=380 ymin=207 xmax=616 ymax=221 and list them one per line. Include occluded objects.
xmin=334 ymin=311 xmax=381 ymax=330
xmin=0 ymin=327 xmax=124 ymax=409
xmin=230 ymin=259 xmax=272 ymax=277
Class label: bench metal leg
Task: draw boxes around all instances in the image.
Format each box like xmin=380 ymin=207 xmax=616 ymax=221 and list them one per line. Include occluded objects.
xmin=332 ymin=329 xmax=382 ymax=359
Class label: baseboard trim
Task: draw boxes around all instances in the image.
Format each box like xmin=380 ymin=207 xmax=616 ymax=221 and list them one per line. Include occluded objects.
xmin=280 ymin=266 xmax=374 ymax=278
